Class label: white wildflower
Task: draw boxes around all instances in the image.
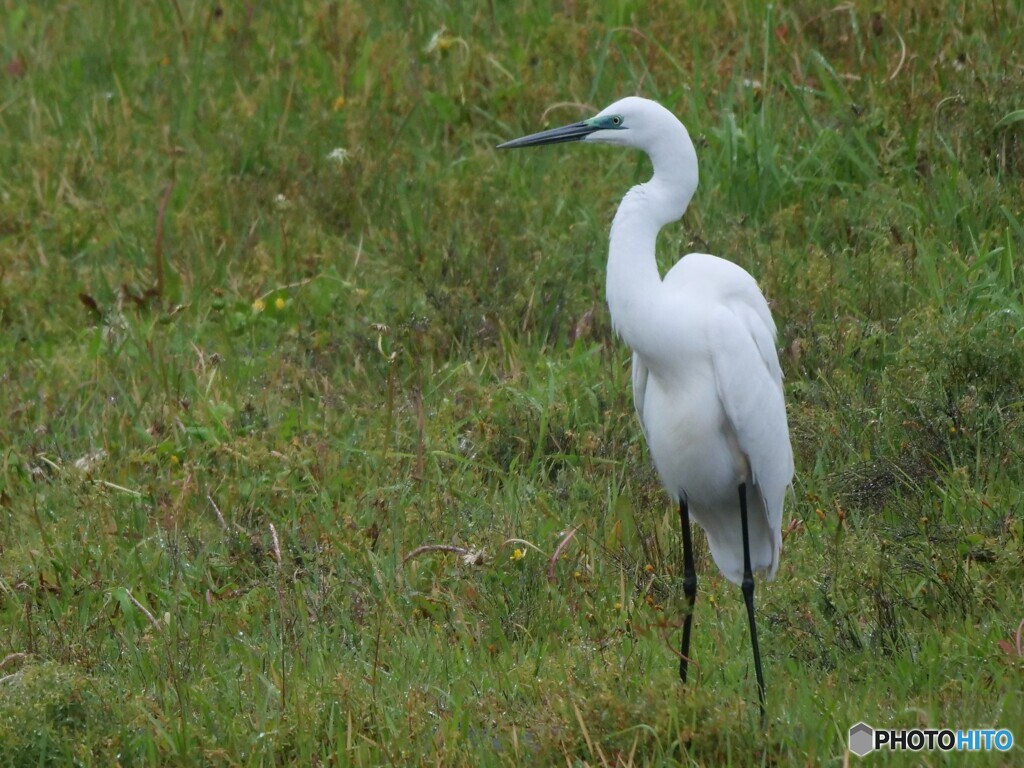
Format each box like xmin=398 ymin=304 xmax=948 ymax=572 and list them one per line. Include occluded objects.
xmin=326 ymin=147 xmax=350 ymax=166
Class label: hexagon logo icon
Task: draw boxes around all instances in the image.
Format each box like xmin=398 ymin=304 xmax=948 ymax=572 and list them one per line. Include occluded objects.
xmin=849 ymin=722 xmax=875 ymax=757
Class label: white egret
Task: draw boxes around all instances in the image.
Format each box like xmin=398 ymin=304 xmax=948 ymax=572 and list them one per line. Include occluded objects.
xmin=498 ymin=97 xmax=793 ymax=720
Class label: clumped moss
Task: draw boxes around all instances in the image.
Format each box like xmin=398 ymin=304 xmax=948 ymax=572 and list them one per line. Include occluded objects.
xmin=0 ymin=662 xmax=141 ymax=765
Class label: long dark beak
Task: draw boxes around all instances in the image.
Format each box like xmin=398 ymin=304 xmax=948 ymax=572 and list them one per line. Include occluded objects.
xmin=497 ymin=120 xmax=598 ymax=149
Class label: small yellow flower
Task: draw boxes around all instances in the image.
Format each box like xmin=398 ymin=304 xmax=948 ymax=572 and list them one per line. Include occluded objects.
xmin=170 ymin=455 xmax=179 ymax=465
xmin=424 ymin=26 xmax=452 ymax=54
xmin=252 ymin=298 xmax=265 ymax=313
xmin=332 ymin=95 xmax=346 ymax=111
xmin=510 ymin=548 xmax=526 ymax=561
xmin=614 ymin=601 xmax=622 ymax=610
xmin=274 ymin=297 xmax=286 ymax=310
xmin=644 ymin=563 xmax=654 ymax=573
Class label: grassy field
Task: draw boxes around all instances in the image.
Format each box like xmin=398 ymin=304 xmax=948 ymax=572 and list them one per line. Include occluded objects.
xmin=1 ymin=0 xmax=1023 ymax=764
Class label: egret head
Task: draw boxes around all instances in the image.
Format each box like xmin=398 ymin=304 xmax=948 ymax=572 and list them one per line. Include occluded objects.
xmin=497 ymin=96 xmax=688 ymax=155
xmin=499 ymin=96 xmax=699 ymax=222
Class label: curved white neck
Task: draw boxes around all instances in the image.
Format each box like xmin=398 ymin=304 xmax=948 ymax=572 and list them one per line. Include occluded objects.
xmin=605 ymin=129 xmax=698 ymax=360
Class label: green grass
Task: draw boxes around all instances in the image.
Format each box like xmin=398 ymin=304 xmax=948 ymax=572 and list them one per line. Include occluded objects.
xmin=1 ymin=0 xmax=1023 ymax=764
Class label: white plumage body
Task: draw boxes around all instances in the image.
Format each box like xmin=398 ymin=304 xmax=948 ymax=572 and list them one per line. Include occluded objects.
xmin=627 ymin=253 xmax=790 ymax=584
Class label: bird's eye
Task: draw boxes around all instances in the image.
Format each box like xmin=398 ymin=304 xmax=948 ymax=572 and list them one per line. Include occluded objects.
xmin=611 ymin=116 xmax=622 ymax=126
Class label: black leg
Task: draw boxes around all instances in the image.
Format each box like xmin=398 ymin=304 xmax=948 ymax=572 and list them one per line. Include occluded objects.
xmin=679 ymin=494 xmax=697 ymax=684
xmin=739 ymin=482 xmax=767 ymax=724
